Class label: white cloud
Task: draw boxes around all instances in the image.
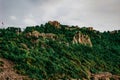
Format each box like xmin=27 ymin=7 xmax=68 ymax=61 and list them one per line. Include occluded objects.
xmin=10 ymin=16 xmax=17 ymax=20
xmin=1 ymin=0 xmax=120 ymax=31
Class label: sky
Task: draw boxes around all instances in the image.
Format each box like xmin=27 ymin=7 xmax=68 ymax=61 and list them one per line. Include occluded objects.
xmin=0 ymin=0 xmax=120 ymax=31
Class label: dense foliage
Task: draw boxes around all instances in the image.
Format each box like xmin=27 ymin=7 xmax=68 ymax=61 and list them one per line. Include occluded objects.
xmin=0 ymin=22 xmax=120 ymax=80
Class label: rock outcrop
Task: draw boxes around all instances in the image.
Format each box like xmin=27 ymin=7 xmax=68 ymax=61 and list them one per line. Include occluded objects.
xmin=87 ymin=27 xmax=94 ymax=31
xmin=25 ymin=31 xmax=57 ymax=40
xmin=0 ymin=58 xmax=30 ymax=80
xmin=31 ymin=30 xmax=40 ymax=38
xmin=91 ymin=72 xmax=120 ymax=80
xmin=72 ymin=31 xmax=92 ymax=47
xmin=91 ymin=72 xmax=112 ymax=80
xmin=110 ymin=30 xmax=119 ymax=34
xmin=65 ymin=26 xmax=80 ymax=30
xmin=48 ymin=21 xmax=61 ymax=29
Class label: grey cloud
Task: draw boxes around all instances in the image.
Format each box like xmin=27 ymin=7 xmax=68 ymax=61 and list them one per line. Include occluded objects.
xmin=0 ymin=0 xmax=120 ymax=31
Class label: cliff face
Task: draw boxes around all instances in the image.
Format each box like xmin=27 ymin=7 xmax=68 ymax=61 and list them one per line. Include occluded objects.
xmin=48 ymin=21 xmax=61 ymax=29
xmin=72 ymin=31 xmax=92 ymax=47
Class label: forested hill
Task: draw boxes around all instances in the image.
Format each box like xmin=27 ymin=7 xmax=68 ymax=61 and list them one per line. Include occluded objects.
xmin=0 ymin=21 xmax=120 ymax=80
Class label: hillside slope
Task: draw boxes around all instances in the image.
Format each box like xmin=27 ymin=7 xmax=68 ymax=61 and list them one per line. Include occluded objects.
xmin=0 ymin=21 xmax=120 ymax=80
xmin=0 ymin=58 xmax=30 ymax=80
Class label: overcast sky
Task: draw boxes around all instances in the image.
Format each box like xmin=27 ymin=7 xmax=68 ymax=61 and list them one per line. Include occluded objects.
xmin=0 ymin=0 xmax=120 ymax=31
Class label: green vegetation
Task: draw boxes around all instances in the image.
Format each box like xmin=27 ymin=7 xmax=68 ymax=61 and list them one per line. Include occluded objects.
xmin=0 ymin=22 xmax=120 ymax=80
xmin=0 ymin=61 xmax=4 ymax=67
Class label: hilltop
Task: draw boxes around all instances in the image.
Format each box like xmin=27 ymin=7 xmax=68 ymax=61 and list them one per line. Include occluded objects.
xmin=0 ymin=21 xmax=120 ymax=80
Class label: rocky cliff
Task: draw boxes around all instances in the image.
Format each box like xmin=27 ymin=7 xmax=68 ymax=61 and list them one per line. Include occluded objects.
xmin=72 ymin=31 xmax=92 ymax=47
xmin=48 ymin=21 xmax=61 ymax=29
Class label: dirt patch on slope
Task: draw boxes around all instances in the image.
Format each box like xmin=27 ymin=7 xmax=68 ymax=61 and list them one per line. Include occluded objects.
xmin=0 ymin=58 xmax=30 ymax=80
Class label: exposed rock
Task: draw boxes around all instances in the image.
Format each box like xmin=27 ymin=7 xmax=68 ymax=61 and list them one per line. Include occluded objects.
xmin=31 ymin=30 xmax=40 ymax=38
xmin=91 ymin=72 xmax=120 ymax=80
xmin=25 ymin=31 xmax=41 ymax=39
xmin=65 ymin=25 xmax=80 ymax=30
xmin=87 ymin=27 xmax=94 ymax=31
xmin=45 ymin=33 xmax=57 ymax=40
xmin=110 ymin=30 xmax=119 ymax=34
xmin=25 ymin=31 xmax=57 ymax=40
xmin=112 ymin=75 xmax=120 ymax=80
xmin=39 ymin=33 xmax=57 ymax=40
xmin=48 ymin=21 xmax=61 ymax=29
xmin=25 ymin=32 xmax=32 ymax=38
xmin=91 ymin=72 xmax=112 ymax=80
xmin=39 ymin=33 xmax=45 ymax=37
xmin=0 ymin=58 xmax=30 ymax=80
xmin=72 ymin=31 xmax=92 ymax=47
xmin=31 ymin=39 xmax=39 ymax=44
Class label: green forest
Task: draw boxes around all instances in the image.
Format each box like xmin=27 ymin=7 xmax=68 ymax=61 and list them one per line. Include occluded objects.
xmin=0 ymin=21 xmax=120 ymax=80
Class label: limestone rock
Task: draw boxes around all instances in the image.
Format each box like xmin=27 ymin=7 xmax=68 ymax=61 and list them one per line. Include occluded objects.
xmin=90 ymin=72 xmax=120 ymax=80
xmin=48 ymin=21 xmax=61 ymax=29
xmin=65 ymin=26 xmax=80 ymax=30
xmin=25 ymin=32 xmax=32 ymax=38
xmin=45 ymin=33 xmax=57 ymax=40
xmin=39 ymin=33 xmax=57 ymax=40
xmin=31 ymin=31 xmax=40 ymax=38
xmin=25 ymin=31 xmax=57 ymax=40
xmin=87 ymin=27 xmax=94 ymax=31
xmin=72 ymin=31 xmax=92 ymax=47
